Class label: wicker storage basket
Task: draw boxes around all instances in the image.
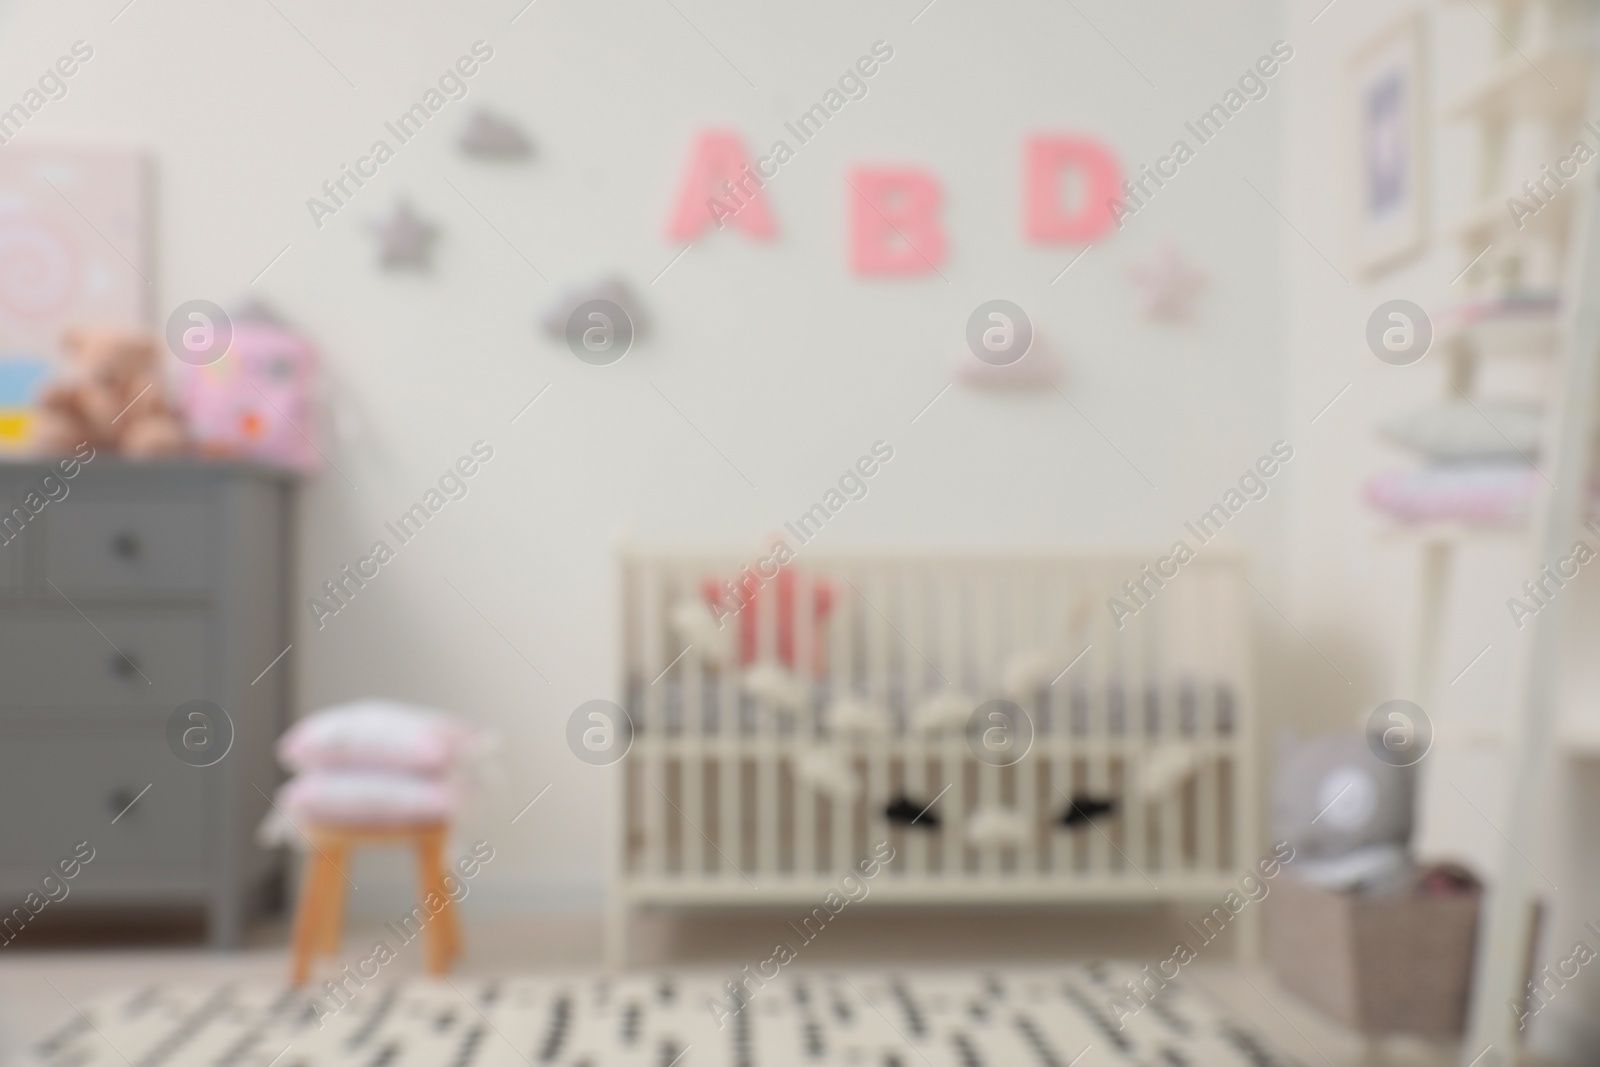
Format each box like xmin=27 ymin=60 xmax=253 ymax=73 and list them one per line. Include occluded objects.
xmin=1264 ymin=871 xmax=1480 ymax=1036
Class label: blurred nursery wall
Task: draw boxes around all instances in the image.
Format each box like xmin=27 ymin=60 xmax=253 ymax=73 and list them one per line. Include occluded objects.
xmin=0 ymin=0 xmax=1306 ymax=910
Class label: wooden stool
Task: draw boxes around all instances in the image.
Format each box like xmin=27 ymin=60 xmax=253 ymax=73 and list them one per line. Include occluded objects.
xmin=289 ymin=821 xmax=461 ymax=985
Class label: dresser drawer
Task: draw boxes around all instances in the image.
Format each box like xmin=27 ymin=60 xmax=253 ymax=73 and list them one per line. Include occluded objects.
xmin=45 ymin=498 xmax=212 ymax=595
xmin=0 ymin=478 xmax=29 ymax=592
xmin=0 ymin=725 xmax=206 ymax=870
xmin=0 ymin=536 xmax=19 ymax=592
xmin=0 ymin=610 xmax=209 ymax=709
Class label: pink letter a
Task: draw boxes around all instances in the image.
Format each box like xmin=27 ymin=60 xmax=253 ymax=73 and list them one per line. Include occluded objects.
xmin=666 ymin=130 xmax=775 ymax=241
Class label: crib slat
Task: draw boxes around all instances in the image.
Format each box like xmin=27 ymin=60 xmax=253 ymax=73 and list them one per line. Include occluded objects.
xmin=1089 ymin=567 xmax=1114 ymax=879
xmin=864 ymin=566 xmax=892 ymax=866
xmin=678 ymin=565 xmax=706 ymax=877
xmin=1224 ymin=562 xmax=1252 ymax=873
xmin=1048 ymin=567 xmax=1073 ymax=877
xmin=1124 ymin=580 xmax=1150 ymax=880
xmin=976 ymin=564 xmax=1000 ymax=879
xmin=757 ymin=563 xmax=780 ymax=878
xmin=1197 ymin=564 xmax=1222 ymax=877
xmin=931 ymin=571 xmax=955 ymax=877
xmin=641 ymin=567 xmax=667 ymax=878
xmin=1157 ymin=580 xmax=1183 ymax=877
xmin=1070 ymin=571 xmax=1095 ymax=879
xmin=1016 ymin=563 xmax=1042 ymax=878
xmin=621 ymin=555 xmax=639 ymax=882
xmin=794 ymin=566 xmax=816 ymax=879
xmin=902 ymin=565 xmax=928 ymax=880
xmin=832 ymin=564 xmax=856 ymax=874
xmin=719 ymin=572 xmax=741 ymax=884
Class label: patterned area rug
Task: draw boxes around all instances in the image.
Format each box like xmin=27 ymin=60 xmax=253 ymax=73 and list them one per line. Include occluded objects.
xmin=25 ymin=966 xmax=1302 ymax=1067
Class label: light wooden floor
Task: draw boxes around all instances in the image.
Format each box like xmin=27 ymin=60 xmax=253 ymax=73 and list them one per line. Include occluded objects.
xmin=0 ymin=907 xmax=1468 ymax=1067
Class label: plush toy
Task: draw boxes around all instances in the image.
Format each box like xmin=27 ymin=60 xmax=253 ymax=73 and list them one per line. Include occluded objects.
xmin=668 ymin=598 xmax=729 ymax=665
xmin=34 ymin=327 xmax=186 ymax=457
xmin=1000 ymin=647 xmax=1060 ymax=696
xmin=966 ymin=806 xmax=1030 ymax=845
xmin=885 ymin=794 xmax=940 ymax=828
xmin=1271 ymin=732 xmax=1414 ymax=892
xmin=795 ymin=749 xmax=860 ymax=802
xmin=701 ymin=564 xmax=833 ymax=672
xmin=739 ymin=662 xmax=809 ymax=711
xmin=827 ymin=696 xmax=892 ymax=736
xmin=1139 ymin=745 xmax=1200 ymax=801
xmin=912 ymin=689 xmax=979 ymax=733
xmin=1059 ymin=795 xmax=1115 ymax=827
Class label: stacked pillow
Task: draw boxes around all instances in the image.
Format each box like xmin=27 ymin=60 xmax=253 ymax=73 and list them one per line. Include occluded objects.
xmin=1377 ymin=401 xmax=1542 ymax=462
xmin=271 ymin=700 xmax=483 ymax=828
xmin=1365 ymin=401 xmax=1545 ymax=526
xmin=1364 ymin=462 xmax=1541 ymax=525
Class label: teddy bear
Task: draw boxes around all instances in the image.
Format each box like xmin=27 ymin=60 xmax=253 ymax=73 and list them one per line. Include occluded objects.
xmin=1271 ymin=732 xmax=1414 ymax=893
xmin=34 ymin=327 xmax=187 ymax=457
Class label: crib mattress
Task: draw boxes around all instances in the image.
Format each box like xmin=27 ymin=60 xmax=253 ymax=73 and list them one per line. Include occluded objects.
xmin=625 ymin=677 xmax=1236 ymax=738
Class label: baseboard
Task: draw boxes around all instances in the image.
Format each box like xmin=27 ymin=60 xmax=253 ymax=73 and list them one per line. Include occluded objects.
xmin=342 ymin=876 xmax=606 ymax=920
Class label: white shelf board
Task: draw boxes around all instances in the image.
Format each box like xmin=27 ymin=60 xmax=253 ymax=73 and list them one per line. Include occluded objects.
xmin=1444 ymin=48 xmax=1590 ymax=119
xmin=1451 ymin=185 xmax=1573 ymax=241
xmin=1440 ymin=312 xmax=1560 ymax=357
xmin=1432 ymin=724 xmax=1600 ymax=759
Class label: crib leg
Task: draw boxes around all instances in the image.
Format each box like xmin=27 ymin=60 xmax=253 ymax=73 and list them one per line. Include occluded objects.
xmin=605 ymin=893 xmax=629 ymax=973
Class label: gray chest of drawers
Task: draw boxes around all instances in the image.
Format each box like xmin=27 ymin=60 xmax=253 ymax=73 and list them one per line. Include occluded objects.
xmin=0 ymin=459 xmax=293 ymax=948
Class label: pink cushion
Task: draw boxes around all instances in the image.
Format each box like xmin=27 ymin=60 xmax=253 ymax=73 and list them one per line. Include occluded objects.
xmin=278 ymin=700 xmax=478 ymax=774
xmin=1364 ymin=464 xmax=1539 ymax=526
xmin=277 ymin=771 xmax=456 ymax=826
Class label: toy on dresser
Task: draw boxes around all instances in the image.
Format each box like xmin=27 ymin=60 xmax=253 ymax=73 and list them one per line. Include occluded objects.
xmin=180 ymin=311 xmax=319 ymax=472
xmin=33 ymin=327 xmax=187 ymax=457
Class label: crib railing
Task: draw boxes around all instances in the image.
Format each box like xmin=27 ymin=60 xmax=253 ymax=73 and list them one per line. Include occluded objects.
xmin=614 ymin=546 xmax=1257 ymax=907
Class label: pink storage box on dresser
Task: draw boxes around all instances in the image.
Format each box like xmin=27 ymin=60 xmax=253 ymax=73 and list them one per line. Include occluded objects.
xmin=180 ymin=315 xmax=319 ymax=472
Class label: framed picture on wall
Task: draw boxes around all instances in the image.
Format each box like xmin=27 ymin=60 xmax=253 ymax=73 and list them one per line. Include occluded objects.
xmin=0 ymin=145 xmax=150 ymax=451
xmin=1348 ymin=14 xmax=1427 ymax=276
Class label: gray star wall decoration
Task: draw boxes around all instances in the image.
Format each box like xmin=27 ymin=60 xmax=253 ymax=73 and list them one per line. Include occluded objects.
xmin=370 ymin=200 xmax=439 ymax=271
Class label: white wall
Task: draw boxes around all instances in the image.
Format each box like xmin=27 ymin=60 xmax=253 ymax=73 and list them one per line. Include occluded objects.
xmin=0 ymin=0 xmax=1291 ymax=913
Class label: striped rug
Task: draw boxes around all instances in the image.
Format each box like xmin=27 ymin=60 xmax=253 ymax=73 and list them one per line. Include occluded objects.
xmin=25 ymin=965 xmax=1303 ymax=1067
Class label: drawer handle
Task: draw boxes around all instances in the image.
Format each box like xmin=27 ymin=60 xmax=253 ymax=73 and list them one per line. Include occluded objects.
xmin=110 ymin=532 xmax=141 ymax=560
xmin=110 ymin=652 xmax=142 ymax=680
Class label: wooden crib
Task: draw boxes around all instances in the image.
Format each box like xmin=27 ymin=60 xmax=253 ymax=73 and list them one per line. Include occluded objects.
xmin=609 ymin=544 xmax=1259 ymax=966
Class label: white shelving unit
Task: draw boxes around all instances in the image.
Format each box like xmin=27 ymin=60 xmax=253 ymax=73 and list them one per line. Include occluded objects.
xmin=1432 ymin=1 xmax=1600 ymax=1063
xmin=1391 ymin=0 xmax=1581 ymax=733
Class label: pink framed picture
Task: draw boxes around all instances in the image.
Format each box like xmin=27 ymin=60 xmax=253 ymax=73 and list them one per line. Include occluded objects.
xmin=0 ymin=144 xmax=149 ymax=449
